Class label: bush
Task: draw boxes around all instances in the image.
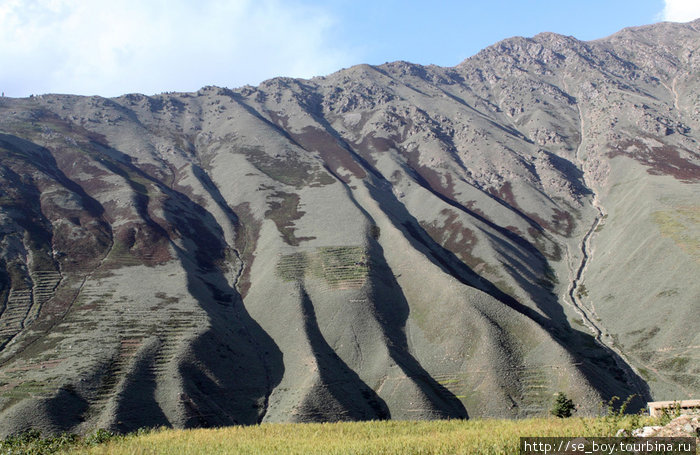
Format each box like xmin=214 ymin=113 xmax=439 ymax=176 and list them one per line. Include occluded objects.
xmin=0 ymin=429 xmax=80 ymax=454
xmin=84 ymin=428 xmax=116 ymax=445
xmin=551 ymin=392 xmax=576 ymax=418
xmin=582 ymin=395 xmax=642 ymax=436
xmin=658 ymin=400 xmax=682 ymax=425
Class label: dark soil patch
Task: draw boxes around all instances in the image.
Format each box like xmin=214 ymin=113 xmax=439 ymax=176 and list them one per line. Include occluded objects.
xmin=232 ymin=203 xmax=260 ymax=299
xmin=420 ymin=209 xmax=481 ymax=269
xmin=264 ymin=192 xmax=316 ymax=246
xmin=608 ymin=138 xmax=700 ymax=182
xmin=293 ymin=126 xmax=366 ymax=182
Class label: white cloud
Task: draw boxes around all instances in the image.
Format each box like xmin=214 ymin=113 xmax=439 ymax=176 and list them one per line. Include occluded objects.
xmin=0 ymin=0 xmax=357 ymax=97
xmin=661 ymin=0 xmax=700 ymax=22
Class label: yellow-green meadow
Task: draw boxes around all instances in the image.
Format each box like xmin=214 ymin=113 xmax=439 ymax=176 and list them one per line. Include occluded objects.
xmin=63 ymin=415 xmax=661 ymax=455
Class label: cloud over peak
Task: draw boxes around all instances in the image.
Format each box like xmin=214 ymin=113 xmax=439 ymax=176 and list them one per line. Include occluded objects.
xmin=0 ymin=0 xmax=356 ymax=97
xmin=661 ymin=0 xmax=700 ymax=22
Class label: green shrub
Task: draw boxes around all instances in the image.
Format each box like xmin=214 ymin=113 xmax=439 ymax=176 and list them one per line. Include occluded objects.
xmin=582 ymin=395 xmax=642 ymax=436
xmin=658 ymin=400 xmax=682 ymax=425
xmin=551 ymin=392 xmax=576 ymax=418
xmin=84 ymin=428 xmax=115 ymax=445
xmin=0 ymin=429 xmax=80 ymax=454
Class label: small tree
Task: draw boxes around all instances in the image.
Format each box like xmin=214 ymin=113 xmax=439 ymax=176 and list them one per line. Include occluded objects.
xmin=551 ymin=392 xmax=576 ymax=418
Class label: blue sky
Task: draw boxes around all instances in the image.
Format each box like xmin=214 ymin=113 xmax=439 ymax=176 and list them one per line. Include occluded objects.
xmin=1 ymin=0 xmax=698 ymax=97
xmin=325 ymin=0 xmax=667 ymax=67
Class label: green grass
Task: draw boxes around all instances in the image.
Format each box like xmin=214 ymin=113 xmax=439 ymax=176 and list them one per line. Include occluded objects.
xmin=652 ymin=205 xmax=699 ymax=261
xmin=317 ymin=246 xmax=369 ymax=287
xmin=0 ymin=380 xmax=53 ymax=400
xmin=0 ymin=428 xmax=117 ymax=455
xmin=657 ymin=356 xmax=690 ymax=372
xmin=47 ymin=416 xmax=670 ymax=455
xmin=276 ymin=246 xmax=370 ymax=289
xmin=276 ymin=252 xmax=310 ymax=281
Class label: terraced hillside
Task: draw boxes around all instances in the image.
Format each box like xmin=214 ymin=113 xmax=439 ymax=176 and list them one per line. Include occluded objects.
xmin=0 ymin=19 xmax=698 ymax=435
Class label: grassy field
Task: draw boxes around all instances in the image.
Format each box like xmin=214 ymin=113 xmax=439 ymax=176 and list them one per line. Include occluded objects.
xmin=0 ymin=414 xmax=670 ymax=455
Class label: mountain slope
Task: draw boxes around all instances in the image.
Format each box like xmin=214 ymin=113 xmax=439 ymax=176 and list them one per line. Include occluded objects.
xmin=0 ymin=19 xmax=698 ymax=434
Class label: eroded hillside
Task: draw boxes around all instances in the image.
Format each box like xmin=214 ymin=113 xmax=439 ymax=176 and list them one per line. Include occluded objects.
xmin=0 ymin=19 xmax=698 ymax=434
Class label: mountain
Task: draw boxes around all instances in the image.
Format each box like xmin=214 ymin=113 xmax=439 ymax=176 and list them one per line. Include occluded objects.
xmin=0 ymin=19 xmax=698 ymax=435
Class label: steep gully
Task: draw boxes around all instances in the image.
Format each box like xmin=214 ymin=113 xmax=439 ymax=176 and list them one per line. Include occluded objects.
xmin=564 ymin=93 xmax=649 ymax=401
xmin=190 ymin=163 xmax=276 ymax=423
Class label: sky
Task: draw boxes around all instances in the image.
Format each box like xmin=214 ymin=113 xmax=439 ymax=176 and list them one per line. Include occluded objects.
xmin=1 ymin=0 xmax=699 ymax=98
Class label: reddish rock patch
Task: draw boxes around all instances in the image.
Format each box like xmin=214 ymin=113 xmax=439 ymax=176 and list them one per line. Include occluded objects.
xmin=292 ymin=126 xmax=366 ymax=182
xmin=420 ymin=208 xmax=481 ymax=268
xmin=608 ymin=138 xmax=700 ymax=182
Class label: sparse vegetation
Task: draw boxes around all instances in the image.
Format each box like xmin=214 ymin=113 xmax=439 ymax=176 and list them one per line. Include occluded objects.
xmin=582 ymin=395 xmax=640 ymax=436
xmin=318 ymin=246 xmax=369 ymax=287
xmin=276 ymin=251 xmax=309 ymax=281
xmin=657 ymin=356 xmax=690 ymax=372
xmin=658 ymin=400 xmax=683 ymax=425
xmin=652 ymin=206 xmax=700 ymax=260
xmin=0 ymin=428 xmax=118 ymax=454
xmin=655 ymin=288 xmax=679 ymax=298
xmin=576 ymin=284 xmax=588 ymax=298
xmin=631 ymin=325 xmax=660 ymax=351
xmin=571 ymin=318 xmax=585 ymax=327
xmin=240 ymin=145 xmax=334 ymax=188
xmin=276 ymin=246 xmax=370 ymax=289
xmin=637 ymin=367 xmax=652 ymax=381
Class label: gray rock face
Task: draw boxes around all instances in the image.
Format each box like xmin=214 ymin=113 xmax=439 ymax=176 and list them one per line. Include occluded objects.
xmin=0 ymin=19 xmax=698 ymax=434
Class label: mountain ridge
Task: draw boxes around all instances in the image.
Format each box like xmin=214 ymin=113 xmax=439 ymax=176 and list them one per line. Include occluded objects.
xmin=0 ymin=19 xmax=697 ymax=435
